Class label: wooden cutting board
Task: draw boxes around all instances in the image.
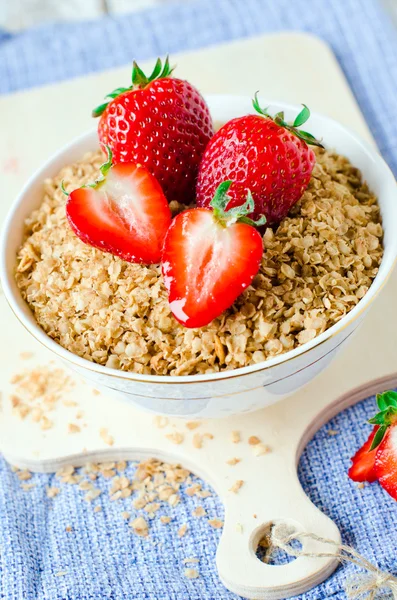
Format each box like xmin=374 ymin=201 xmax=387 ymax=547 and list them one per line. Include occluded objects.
xmin=1 ymin=33 xmax=396 ymax=600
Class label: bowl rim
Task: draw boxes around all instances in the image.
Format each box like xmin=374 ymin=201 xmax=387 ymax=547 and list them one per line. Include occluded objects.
xmin=1 ymin=95 xmax=397 ymax=385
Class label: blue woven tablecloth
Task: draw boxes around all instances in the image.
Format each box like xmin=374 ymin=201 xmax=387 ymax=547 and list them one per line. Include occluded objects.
xmin=1 ymin=1 xmax=397 ymax=598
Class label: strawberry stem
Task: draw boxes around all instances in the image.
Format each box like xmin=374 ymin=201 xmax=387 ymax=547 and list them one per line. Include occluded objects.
xmin=252 ymin=93 xmax=324 ymax=148
xmin=210 ymin=181 xmax=267 ymax=228
xmin=368 ymin=390 xmax=397 ymax=450
xmin=60 ymin=180 xmax=69 ymax=197
xmin=92 ymin=56 xmax=175 ymax=118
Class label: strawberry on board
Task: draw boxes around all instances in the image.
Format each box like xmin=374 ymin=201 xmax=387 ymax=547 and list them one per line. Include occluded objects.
xmin=348 ymin=390 xmax=397 ymax=500
xmin=196 ymin=96 xmax=323 ymax=224
xmin=369 ymin=391 xmax=397 ymax=500
xmin=162 ymin=181 xmax=266 ymax=329
xmin=93 ymin=57 xmax=214 ymax=205
xmin=65 ymin=148 xmax=172 ymax=264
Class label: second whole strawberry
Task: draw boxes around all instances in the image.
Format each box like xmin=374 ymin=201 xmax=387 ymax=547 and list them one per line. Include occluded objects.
xmin=196 ymin=98 xmax=322 ymax=224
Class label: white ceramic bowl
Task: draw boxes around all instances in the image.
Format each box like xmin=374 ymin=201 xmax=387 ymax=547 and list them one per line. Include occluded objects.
xmin=1 ymin=95 xmax=397 ymax=418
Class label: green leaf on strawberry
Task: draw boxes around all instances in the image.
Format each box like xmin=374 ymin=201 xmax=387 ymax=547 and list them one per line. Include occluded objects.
xmin=92 ymin=56 xmax=175 ymax=118
xmin=366 ymin=390 xmax=397 ymax=450
xmin=210 ymin=181 xmax=267 ymax=228
xmin=251 ymin=93 xmax=324 ymax=148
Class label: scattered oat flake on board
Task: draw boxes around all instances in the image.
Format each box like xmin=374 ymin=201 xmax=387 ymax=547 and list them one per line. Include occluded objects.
xmin=168 ymin=493 xmax=180 ymax=507
xmin=231 ymin=431 xmax=241 ymax=444
xmin=184 ymin=568 xmax=199 ymax=579
xmin=192 ymin=433 xmax=202 ymax=449
xmin=100 ymin=428 xmax=114 ymax=446
xmin=226 ymin=458 xmax=241 ymax=466
xmin=186 ymin=421 xmax=201 ymax=430
xmin=183 ymin=557 xmax=199 ymax=564
xmin=94 ymin=506 xmax=102 ymax=513
xmin=185 ymin=484 xmax=201 ymax=497
xmin=144 ymin=502 xmax=160 ymax=514
xmin=56 ymin=465 xmax=74 ymax=477
xmin=17 ymin=470 xmax=32 ymax=481
xmin=248 ymin=436 xmax=261 ymax=445
xmin=192 ymin=506 xmax=206 ymax=518
xmin=10 ymin=366 xmax=73 ymax=430
xmin=19 ymin=352 xmax=34 ymax=360
xmin=68 ymin=423 xmax=81 ymax=434
xmin=252 ymin=443 xmax=271 ymax=457
xmin=130 ymin=517 xmax=149 ymax=537
xmin=79 ymin=480 xmax=93 ymax=491
xmin=166 ymin=432 xmax=184 ymax=445
xmin=46 ymin=486 xmax=60 ymax=498
xmin=160 ymin=516 xmax=172 ymax=524
xmin=208 ymin=519 xmax=223 ymax=529
xmin=63 ymin=399 xmax=78 ymax=407
xmin=357 ymin=482 xmax=365 ymax=489
xmin=55 ymin=571 xmax=68 ymax=577
xmin=21 ymin=483 xmax=35 ymax=491
xmin=92 ymin=389 xmax=101 ymax=396
xmin=154 ymin=415 xmax=169 ymax=429
xmin=65 ymin=525 xmax=72 ymax=532
xmin=229 ymin=480 xmax=244 ymax=493
xmin=84 ymin=489 xmax=101 ymax=502
xmin=236 ymin=523 xmax=244 ymax=534
xmin=41 ymin=416 xmax=53 ymax=430
xmin=121 ymin=511 xmax=131 ymax=520
xmin=197 ymin=489 xmax=212 ymax=499
xmin=178 ymin=524 xmax=188 ymax=538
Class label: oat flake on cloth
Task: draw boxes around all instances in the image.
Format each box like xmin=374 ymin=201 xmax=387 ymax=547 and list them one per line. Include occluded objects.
xmin=0 ymin=0 xmax=397 ymax=598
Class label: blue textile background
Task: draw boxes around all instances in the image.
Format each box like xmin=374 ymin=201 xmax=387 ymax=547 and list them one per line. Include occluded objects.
xmin=1 ymin=0 xmax=396 ymax=598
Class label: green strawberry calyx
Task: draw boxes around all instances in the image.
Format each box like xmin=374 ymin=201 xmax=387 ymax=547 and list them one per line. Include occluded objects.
xmin=61 ymin=146 xmax=113 ymax=195
xmin=210 ymin=181 xmax=267 ymax=228
xmin=368 ymin=390 xmax=397 ymax=450
xmin=92 ymin=56 xmax=175 ymax=118
xmin=252 ymin=93 xmax=324 ymax=148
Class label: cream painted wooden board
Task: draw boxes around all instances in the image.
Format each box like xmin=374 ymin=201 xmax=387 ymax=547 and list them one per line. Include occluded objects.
xmin=0 ymin=33 xmax=395 ymax=599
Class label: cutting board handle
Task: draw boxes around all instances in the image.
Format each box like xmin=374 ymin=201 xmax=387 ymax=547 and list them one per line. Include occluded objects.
xmin=216 ymin=474 xmax=340 ymax=600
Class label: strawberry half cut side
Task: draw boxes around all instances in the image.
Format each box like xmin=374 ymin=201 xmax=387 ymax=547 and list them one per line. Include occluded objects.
xmin=161 ymin=181 xmax=266 ymax=329
xmin=348 ymin=426 xmax=379 ymax=483
xmin=65 ymin=148 xmax=172 ymax=264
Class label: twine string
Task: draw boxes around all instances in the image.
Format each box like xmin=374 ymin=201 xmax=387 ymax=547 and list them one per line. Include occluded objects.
xmin=270 ymin=522 xmax=397 ymax=600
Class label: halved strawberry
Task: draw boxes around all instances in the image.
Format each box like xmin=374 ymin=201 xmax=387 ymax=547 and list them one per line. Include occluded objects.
xmin=161 ymin=181 xmax=266 ymax=329
xmin=348 ymin=426 xmax=378 ymax=483
xmin=348 ymin=390 xmax=397 ymax=499
xmin=375 ymin=426 xmax=397 ymax=500
xmin=65 ymin=149 xmax=171 ymax=264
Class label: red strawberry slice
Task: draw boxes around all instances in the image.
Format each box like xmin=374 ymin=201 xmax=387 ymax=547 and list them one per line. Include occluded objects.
xmin=375 ymin=426 xmax=397 ymax=500
xmin=66 ymin=156 xmax=171 ymax=264
xmin=348 ymin=427 xmax=379 ymax=483
xmin=162 ymin=181 xmax=265 ymax=328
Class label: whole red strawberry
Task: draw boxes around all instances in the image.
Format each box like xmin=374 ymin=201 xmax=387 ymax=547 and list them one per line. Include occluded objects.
xmin=196 ymin=97 xmax=322 ymax=224
xmin=93 ymin=57 xmax=214 ymax=204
